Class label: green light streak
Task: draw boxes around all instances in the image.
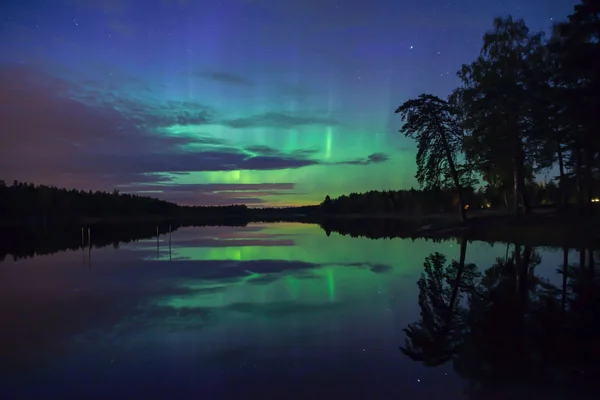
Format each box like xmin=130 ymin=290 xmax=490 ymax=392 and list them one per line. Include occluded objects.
xmin=325 ymin=127 xmax=333 ymax=160
xmin=155 ymin=121 xmax=416 ymax=206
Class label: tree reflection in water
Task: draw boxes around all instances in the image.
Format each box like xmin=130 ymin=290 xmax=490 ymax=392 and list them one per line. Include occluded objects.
xmin=401 ymin=241 xmax=600 ymax=398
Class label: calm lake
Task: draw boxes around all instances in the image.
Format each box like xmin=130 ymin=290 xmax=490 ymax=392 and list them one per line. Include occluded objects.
xmin=1 ymin=222 xmax=598 ymax=399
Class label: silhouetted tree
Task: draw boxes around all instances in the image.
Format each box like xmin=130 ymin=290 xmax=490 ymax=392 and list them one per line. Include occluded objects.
xmin=395 ymin=94 xmax=472 ymax=224
xmin=547 ymin=0 xmax=600 ymax=211
xmin=321 ymin=195 xmax=333 ymax=213
xmin=456 ymin=17 xmax=547 ymax=217
xmin=317 ymin=183 xmax=569 ymax=217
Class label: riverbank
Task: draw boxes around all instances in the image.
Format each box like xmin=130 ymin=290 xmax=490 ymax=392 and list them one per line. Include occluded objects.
xmin=316 ymin=207 xmax=600 ymax=247
xmin=2 ymin=207 xmax=598 ymax=248
xmin=416 ymin=208 xmax=600 ymax=247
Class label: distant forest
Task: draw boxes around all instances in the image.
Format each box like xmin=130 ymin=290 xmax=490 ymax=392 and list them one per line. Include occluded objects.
xmin=0 ymin=180 xmax=248 ymax=223
xmin=0 ymin=177 xmax=579 ymax=225
xmin=319 ymin=179 xmax=580 ymax=215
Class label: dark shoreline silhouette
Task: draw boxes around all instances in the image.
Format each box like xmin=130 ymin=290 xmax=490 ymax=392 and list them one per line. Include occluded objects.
xmin=2 ymin=210 xmax=599 ymax=262
xmin=0 ymin=178 xmax=582 ymax=227
xmin=2 ymin=177 xmax=598 ymax=250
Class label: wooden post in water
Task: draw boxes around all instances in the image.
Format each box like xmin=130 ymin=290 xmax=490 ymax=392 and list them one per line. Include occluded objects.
xmin=88 ymin=227 xmax=92 ymax=267
xmin=82 ymin=227 xmax=85 ymax=265
xmin=156 ymin=225 xmax=159 ymax=259
xmin=168 ymin=224 xmax=172 ymax=262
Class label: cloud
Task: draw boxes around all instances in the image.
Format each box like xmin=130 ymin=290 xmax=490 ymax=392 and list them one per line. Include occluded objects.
xmin=73 ymin=92 xmax=215 ymax=127
xmin=190 ymin=136 xmax=229 ymax=146
xmin=198 ymin=71 xmax=252 ymax=86
xmin=334 ymin=152 xmax=390 ymax=166
xmin=244 ymin=145 xmax=281 ymax=156
xmin=124 ymin=183 xmax=296 ymax=192
xmin=9 ymin=147 xmax=318 ymax=184
xmin=244 ymin=145 xmax=319 ymax=159
xmin=0 ymin=63 xmax=387 ymax=205
xmin=368 ymin=264 xmax=392 ymax=274
xmin=0 ymin=64 xmax=324 ymax=194
xmin=221 ymin=112 xmax=338 ymax=129
xmin=116 ymin=183 xmax=301 ymax=206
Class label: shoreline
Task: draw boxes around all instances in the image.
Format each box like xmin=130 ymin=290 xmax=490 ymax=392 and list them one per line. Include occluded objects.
xmin=0 ymin=208 xmax=514 ymax=226
xmin=1 ymin=208 xmax=598 ymax=248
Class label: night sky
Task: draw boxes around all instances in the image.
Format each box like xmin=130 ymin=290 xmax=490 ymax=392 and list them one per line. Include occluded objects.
xmin=0 ymin=0 xmax=578 ymax=207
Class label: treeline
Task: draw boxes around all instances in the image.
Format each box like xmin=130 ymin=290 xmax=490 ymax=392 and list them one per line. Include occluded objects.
xmin=0 ymin=179 xmax=330 ymax=226
xmin=386 ymin=1 xmax=600 ymax=221
xmin=320 ymin=181 xmax=569 ymax=215
xmin=320 ymin=188 xmax=473 ymax=215
xmin=0 ymin=180 xmax=249 ymax=223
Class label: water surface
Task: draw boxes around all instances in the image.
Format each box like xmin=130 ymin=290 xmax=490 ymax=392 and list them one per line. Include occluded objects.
xmin=0 ymin=223 xmax=597 ymax=399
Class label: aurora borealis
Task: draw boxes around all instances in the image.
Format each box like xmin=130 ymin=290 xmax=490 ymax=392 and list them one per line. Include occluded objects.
xmin=0 ymin=0 xmax=576 ymax=207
